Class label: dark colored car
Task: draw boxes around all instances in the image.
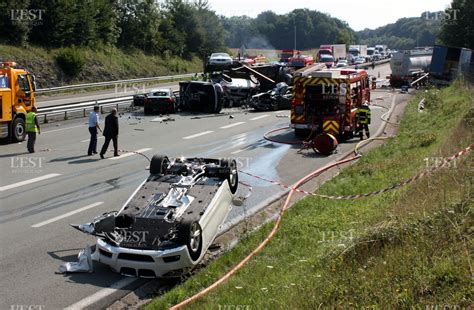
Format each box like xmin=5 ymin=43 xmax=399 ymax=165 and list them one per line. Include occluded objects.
xmin=250 ymin=82 xmax=293 ymax=111
xmin=143 ymin=88 xmax=177 ymax=115
xmin=179 ymin=81 xmax=223 ymax=113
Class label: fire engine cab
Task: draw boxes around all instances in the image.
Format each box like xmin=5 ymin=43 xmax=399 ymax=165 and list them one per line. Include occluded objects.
xmin=290 ymin=69 xmax=371 ymax=142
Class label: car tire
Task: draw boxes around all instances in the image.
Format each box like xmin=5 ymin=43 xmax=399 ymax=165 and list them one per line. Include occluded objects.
xmin=12 ymin=117 xmax=26 ymax=142
xmin=150 ymin=155 xmax=169 ymax=175
xmin=177 ymin=220 xmax=202 ymax=261
xmin=220 ymin=159 xmax=238 ymax=194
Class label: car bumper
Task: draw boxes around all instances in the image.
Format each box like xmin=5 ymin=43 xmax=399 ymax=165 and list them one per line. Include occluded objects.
xmin=94 ymin=238 xmax=195 ymax=278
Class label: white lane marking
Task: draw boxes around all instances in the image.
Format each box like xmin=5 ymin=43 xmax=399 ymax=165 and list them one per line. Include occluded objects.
xmin=249 ymin=114 xmax=269 ymax=121
xmin=80 ymin=136 xmax=104 ymax=143
xmin=220 ymin=122 xmax=245 ymax=129
xmin=0 ymin=173 xmax=61 ymax=192
xmin=64 ymin=277 xmax=137 ymax=310
xmin=31 ymin=202 xmax=104 ymax=228
xmin=42 ymin=124 xmax=85 ymax=134
xmin=109 ymin=148 xmax=153 ymax=160
xmin=231 ymin=149 xmax=245 ymax=154
xmin=182 ymin=131 xmax=214 ymax=140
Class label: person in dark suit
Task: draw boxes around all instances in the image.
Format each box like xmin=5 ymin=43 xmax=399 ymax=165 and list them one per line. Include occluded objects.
xmin=100 ymin=109 xmax=119 ymax=159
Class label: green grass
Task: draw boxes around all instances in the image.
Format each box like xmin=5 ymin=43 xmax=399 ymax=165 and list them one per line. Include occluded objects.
xmin=146 ymin=82 xmax=473 ymax=309
xmin=0 ymin=44 xmax=202 ymax=89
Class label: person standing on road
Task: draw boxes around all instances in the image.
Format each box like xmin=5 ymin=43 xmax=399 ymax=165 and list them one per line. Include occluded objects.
xmin=88 ymin=106 xmax=102 ymax=156
xmin=26 ymin=106 xmax=40 ymax=153
xmin=100 ymin=109 xmax=119 ymax=159
xmin=356 ymin=101 xmax=372 ymax=140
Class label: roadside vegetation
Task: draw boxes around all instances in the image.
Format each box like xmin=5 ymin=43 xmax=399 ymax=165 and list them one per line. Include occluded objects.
xmin=0 ymin=44 xmax=202 ymax=89
xmin=146 ymin=82 xmax=473 ymax=308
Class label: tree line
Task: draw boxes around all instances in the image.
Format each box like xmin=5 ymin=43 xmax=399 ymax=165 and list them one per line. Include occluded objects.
xmin=357 ymin=15 xmax=441 ymax=50
xmin=0 ymin=0 xmax=472 ymax=60
xmin=221 ymin=9 xmax=357 ymax=50
xmin=0 ymin=0 xmax=226 ymax=60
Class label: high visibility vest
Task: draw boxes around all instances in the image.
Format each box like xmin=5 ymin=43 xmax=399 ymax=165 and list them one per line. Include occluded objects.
xmin=26 ymin=112 xmax=38 ymax=133
xmin=356 ymin=107 xmax=371 ymax=125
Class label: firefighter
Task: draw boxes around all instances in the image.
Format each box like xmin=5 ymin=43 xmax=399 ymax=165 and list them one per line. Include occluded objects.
xmin=26 ymin=106 xmax=40 ymax=153
xmin=356 ymin=101 xmax=371 ymax=140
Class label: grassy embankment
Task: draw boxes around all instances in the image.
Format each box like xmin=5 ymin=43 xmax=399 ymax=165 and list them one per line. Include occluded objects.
xmin=147 ymin=82 xmax=473 ymax=308
xmin=0 ymin=44 xmax=202 ymax=89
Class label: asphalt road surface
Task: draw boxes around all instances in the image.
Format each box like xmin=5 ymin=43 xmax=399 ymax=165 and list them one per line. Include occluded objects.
xmin=1 ymin=63 xmax=401 ymax=310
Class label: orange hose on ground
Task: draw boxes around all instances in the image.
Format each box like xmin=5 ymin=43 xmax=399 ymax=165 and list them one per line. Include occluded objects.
xmin=170 ymin=155 xmax=360 ymax=309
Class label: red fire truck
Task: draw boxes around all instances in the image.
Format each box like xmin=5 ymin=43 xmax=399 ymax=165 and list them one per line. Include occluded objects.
xmin=290 ymin=69 xmax=371 ymax=153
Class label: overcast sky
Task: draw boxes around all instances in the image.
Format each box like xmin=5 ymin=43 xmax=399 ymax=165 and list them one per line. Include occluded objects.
xmin=206 ymin=0 xmax=452 ymax=31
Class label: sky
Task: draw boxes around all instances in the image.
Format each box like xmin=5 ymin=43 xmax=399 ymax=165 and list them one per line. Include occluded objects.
xmin=206 ymin=0 xmax=452 ymax=31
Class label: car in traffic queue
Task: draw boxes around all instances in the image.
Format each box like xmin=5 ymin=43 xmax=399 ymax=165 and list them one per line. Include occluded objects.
xmin=208 ymin=53 xmax=233 ymax=66
xmin=319 ymin=54 xmax=335 ymax=68
xmin=336 ymin=59 xmax=348 ymax=68
xmin=143 ymin=88 xmax=177 ymax=115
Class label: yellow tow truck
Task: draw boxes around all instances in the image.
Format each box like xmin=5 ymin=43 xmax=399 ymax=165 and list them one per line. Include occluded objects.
xmin=0 ymin=61 xmax=37 ymax=142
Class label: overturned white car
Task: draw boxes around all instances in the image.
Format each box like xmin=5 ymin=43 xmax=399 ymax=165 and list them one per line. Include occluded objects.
xmin=72 ymin=155 xmax=238 ymax=278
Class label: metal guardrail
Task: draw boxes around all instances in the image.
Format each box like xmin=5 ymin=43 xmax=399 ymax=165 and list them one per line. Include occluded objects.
xmin=36 ymin=90 xmax=182 ymax=122
xmin=36 ymin=73 xmax=196 ymax=94
xmin=37 ymin=96 xmax=133 ymax=122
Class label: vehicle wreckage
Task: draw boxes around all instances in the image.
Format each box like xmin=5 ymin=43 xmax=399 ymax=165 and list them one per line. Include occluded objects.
xmin=69 ymin=155 xmax=239 ymax=278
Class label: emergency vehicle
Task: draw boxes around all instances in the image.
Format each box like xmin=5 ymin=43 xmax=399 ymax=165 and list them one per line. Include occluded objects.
xmin=0 ymin=62 xmax=37 ymax=142
xmin=290 ymin=69 xmax=371 ymax=150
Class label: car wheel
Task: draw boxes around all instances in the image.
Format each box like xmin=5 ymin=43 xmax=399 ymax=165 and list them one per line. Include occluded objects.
xmin=150 ymin=155 xmax=169 ymax=175
xmin=220 ymin=159 xmax=238 ymax=194
xmin=178 ymin=220 xmax=202 ymax=261
xmin=12 ymin=117 xmax=26 ymax=142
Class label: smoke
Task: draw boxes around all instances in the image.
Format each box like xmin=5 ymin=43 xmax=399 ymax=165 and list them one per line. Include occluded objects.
xmin=244 ymin=36 xmax=278 ymax=60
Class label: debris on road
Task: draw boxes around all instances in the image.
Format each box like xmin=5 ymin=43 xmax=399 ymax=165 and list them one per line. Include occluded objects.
xmin=58 ymin=245 xmax=93 ymax=274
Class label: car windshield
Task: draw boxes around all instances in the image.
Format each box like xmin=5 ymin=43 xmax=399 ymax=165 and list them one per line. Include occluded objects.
xmin=321 ymin=55 xmax=334 ymax=62
xmin=152 ymin=91 xmax=170 ymax=96
xmin=211 ymin=53 xmax=229 ymax=58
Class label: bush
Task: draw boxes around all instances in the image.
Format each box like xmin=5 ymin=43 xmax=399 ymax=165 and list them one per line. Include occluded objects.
xmin=55 ymin=47 xmax=85 ymax=77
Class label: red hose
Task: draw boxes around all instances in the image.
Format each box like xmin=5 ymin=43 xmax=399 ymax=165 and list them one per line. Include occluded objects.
xmin=263 ymin=127 xmax=303 ymax=145
xmin=170 ymin=155 xmax=359 ymax=309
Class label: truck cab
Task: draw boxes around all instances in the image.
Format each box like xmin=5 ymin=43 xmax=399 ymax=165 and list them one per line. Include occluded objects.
xmin=0 ymin=62 xmax=36 ymax=141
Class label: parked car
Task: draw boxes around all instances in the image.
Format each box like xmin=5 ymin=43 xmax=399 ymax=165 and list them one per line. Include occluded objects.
xmin=143 ymin=88 xmax=177 ymax=115
xmin=250 ymin=82 xmax=293 ymax=111
xmin=336 ymin=59 xmax=348 ymax=68
xmin=208 ymin=53 xmax=233 ymax=66
xmin=72 ymin=155 xmax=239 ymax=278
xmin=211 ymin=73 xmax=259 ymax=107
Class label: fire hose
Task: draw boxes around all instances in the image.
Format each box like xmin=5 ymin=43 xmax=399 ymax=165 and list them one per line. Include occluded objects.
xmin=170 ymin=155 xmax=360 ymax=310
xmin=171 ymin=144 xmax=472 ymax=309
xmin=169 ymin=93 xmax=472 ymax=308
